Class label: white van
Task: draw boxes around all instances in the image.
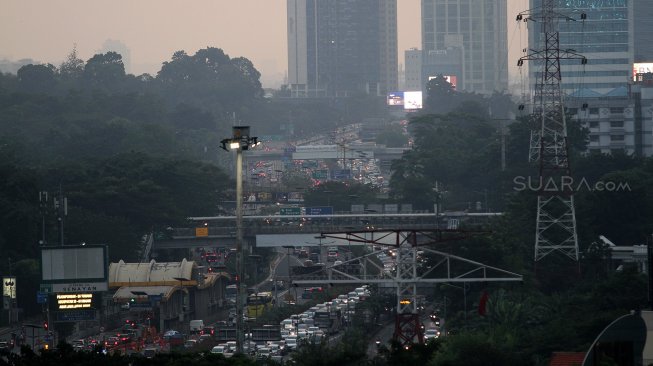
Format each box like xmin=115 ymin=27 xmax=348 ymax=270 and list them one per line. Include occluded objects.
xmin=281 ymin=318 xmax=294 ymax=330
xmin=189 ymin=319 xmax=205 ymax=334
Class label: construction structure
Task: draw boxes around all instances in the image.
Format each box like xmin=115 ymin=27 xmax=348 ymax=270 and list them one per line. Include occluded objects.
xmin=289 ymin=228 xmax=522 ymax=346
xmin=517 ymin=1 xmax=586 ymax=264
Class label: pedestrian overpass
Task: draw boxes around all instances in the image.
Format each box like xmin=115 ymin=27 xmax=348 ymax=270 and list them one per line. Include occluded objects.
xmin=150 ymin=212 xmax=501 ymax=253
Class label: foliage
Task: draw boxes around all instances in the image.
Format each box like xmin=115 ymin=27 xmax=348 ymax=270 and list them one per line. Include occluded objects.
xmin=428 ymin=332 xmax=522 ymax=366
xmin=424 ymin=75 xmax=456 ymax=114
xmin=304 ymin=181 xmax=379 ymax=212
xmin=375 ymin=124 xmax=408 ymax=148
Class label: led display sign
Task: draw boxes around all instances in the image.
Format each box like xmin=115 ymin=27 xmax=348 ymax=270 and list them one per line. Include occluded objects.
xmin=56 ymin=293 xmax=94 ymax=310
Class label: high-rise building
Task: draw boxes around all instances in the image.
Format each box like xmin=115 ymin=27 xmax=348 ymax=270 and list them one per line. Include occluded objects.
xmin=287 ymin=0 xmax=397 ymax=98
xmin=421 ymin=0 xmax=508 ymax=94
xmin=404 ymin=48 xmax=422 ymax=91
xmin=634 ymin=2 xmax=653 ymax=63
xmin=524 ymin=1 xmax=653 ymax=157
xmin=527 ymin=0 xmax=633 ymax=96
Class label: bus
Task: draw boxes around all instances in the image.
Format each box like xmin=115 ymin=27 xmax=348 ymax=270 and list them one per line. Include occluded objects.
xmin=225 ymin=284 xmax=238 ymax=305
xmin=246 ymin=292 xmax=273 ymax=319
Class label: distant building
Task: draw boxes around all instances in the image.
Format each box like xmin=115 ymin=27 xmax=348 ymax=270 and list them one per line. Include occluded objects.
xmin=421 ymin=0 xmax=508 ymax=94
xmin=287 ymin=0 xmax=398 ymax=97
xmin=565 ymin=78 xmax=653 ymax=157
xmin=524 ymin=1 xmax=653 ymax=157
xmin=528 ymin=0 xmax=633 ymax=96
xmin=404 ymin=48 xmax=422 ymax=91
xmin=633 ymin=2 xmax=653 ymax=63
xmin=404 ymin=47 xmax=463 ymax=94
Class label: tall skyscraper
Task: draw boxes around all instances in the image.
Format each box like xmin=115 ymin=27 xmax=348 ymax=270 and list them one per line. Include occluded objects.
xmin=421 ymin=0 xmax=508 ymax=94
xmin=287 ymin=0 xmax=398 ymax=98
xmin=634 ymin=2 xmax=653 ymax=63
xmin=528 ymin=0 xmax=633 ymax=96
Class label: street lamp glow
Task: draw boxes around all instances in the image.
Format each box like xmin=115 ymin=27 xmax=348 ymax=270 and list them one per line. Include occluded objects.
xmin=220 ymin=126 xmax=258 ymax=354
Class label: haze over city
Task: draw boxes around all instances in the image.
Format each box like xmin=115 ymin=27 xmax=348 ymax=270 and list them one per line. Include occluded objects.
xmin=1 ymin=0 xmax=527 ymax=88
xmin=1 ymin=1 xmax=653 ymax=364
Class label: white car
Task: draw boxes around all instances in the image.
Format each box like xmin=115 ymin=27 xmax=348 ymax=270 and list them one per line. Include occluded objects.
xmin=285 ymin=336 xmax=298 ymax=350
xmin=211 ymin=344 xmax=234 ymax=358
xmin=424 ymin=328 xmax=440 ymax=340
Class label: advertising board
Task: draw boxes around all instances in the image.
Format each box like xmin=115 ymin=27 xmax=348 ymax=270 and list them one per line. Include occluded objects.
xmin=41 ymin=245 xmax=108 ymax=293
xmin=387 ymin=91 xmax=404 ymax=106
xmin=2 ymin=277 xmax=16 ymax=299
xmin=403 ymin=91 xmax=423 ymax=110
xmin=633 ymin=63 xmax=653 ymax=80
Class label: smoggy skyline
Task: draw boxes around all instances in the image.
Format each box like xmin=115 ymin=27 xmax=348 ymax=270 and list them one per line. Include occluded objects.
xmin=1 ymin=0 xmax=527 ymax=88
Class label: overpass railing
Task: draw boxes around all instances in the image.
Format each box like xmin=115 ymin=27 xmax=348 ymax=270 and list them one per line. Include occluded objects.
xmin=167 ymin=213 xmax=500 ymax=238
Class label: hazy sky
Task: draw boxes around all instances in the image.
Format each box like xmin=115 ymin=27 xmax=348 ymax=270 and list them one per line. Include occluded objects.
xmin=1 ymin=0 xmax=527 ymax=88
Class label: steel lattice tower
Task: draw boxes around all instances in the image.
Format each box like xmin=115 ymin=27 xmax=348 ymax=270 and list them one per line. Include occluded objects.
xmin=289 ymin=229 xmax=523 ymax=347
xmin=517 ymin=1 xmax=586 ymax=263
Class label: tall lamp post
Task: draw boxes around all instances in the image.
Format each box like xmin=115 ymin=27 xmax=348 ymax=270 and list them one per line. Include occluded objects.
xmin=220 ymin=126 xmax=259 ymax=354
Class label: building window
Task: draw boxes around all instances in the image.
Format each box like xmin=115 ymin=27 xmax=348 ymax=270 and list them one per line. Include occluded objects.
xmin=589 ymin=135 xmax=599 ymax=142
xmin=610 ymin=135 xmax=624 ymax=142
xmin=589 ymin=121 xmax=599 ymax=128
xmin=610 ymin=121 xmax=624 ymax=128
xmin=589 ymin=108 xmax=599 ymax=114
xmin=609 ymin=107 xmax=624 ymax=114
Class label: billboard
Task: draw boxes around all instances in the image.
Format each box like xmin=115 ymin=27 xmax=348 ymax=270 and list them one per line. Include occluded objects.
xmin=56 ymin=293 xmax=96 ymax=310
xmin=404 ymin=91 xmax=423 ymax=110
xmin=293 ymin=145 xmax=339 ymax=159
xmin=3 ymin=277 xmax=16 ymax=299
xmin=428 ymin=75 xmax=458 ymax=89
xmin=41 ymin=245 xmax=108 ymax=293
xmin=387 ymin=91 xmax=404 ymax=106
xmin=633 ymin=63 xmax=653 ymax=80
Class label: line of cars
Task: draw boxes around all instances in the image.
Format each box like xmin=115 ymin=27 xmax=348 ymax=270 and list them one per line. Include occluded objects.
xmin=279 ymin=285 xmax=372 ymax=355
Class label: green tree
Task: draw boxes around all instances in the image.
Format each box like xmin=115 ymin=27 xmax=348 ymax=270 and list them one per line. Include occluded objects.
xmin=59 ymin=46 xmax=85 ymax=79
xmin=17 ymin=63 xmax=57 ymax=93
xmin=428 ymin=333 xmax=522 ymax=366
xmin=82 ymin=51 xmax=127 ymax=92
xmin=424 ymin=74 xmax=456 ymax=114
xmin=376 ymin=124 xmax=408 ymax=148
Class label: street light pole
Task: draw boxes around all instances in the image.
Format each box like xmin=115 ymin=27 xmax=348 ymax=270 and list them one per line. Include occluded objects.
xmin=235 ymin=147 xmax=245 ymax=354
xmin=220 ymin=126 xmax=259 ymax=355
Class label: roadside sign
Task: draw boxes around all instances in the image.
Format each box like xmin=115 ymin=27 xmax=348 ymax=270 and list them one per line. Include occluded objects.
xmin=305 ymin=206 xmax=333 ymax=215
xmin=54 ymin=310 xmax=96 ymax=322
xmin=129 ymin=303 xmax=152 ymax=311
xmin=311 ymin=169 xmax=328 ymax=180
xmin=280 ymin=207 xmax=301 ymax=215
xmin=36 ymin=292 xmax=48 ymax=304
xmin=195 ymin=227 xmax=208 ymax=237
xmin=332 ymin=169 xmax=351 ymax=180
xmin=39 ymin=284 xmax=52 ymax=293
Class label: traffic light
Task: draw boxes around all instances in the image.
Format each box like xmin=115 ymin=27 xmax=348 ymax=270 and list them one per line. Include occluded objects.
xmin=43 ymin=321 xmax=48 ymax=331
